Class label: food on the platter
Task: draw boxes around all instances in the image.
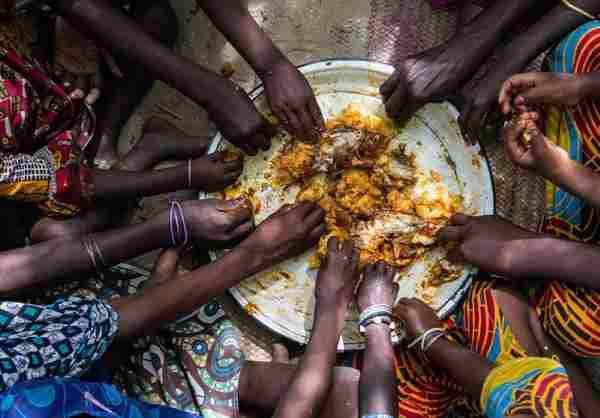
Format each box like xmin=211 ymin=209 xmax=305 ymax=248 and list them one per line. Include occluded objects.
xmin=417 ymin=259 xmax=464 ymax=304
xmin=271 ymin=104 xmax=462 ymax=271
xmin=351 ymin=212 xmax=443 ymax=266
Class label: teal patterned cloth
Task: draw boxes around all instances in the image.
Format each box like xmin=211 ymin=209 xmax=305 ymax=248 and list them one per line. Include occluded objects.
xmin=0 ymin=296 xmax=117 ymax=391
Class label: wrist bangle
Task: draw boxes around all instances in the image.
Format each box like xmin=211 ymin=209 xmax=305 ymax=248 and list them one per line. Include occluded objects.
xmin=407 ymin=327 xmax=446 ymax=351
xmin=423 ymin=330 xmax=447 ymax=352
xmin=82 ymin=234 xmax=106 ymax=278
xmin=359 ymin=316 xmax=396 ymax=334
xmin=169 ymin=200 xmax=189 ymax=247
xmin=560 ymin=0 xmax=598 ymax=20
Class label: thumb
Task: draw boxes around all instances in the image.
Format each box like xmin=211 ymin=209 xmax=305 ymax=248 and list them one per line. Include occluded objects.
xmin=151 ymin=248 xmax=180 ymax=282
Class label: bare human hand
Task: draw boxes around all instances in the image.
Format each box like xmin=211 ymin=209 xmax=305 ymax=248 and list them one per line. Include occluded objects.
xmin=357 ymin=261 xmax=397 ymax=313
xmin=380 ymin=43 xmax=481 ymax=120
xmin=207 ymin=81 xmax=278 ymax=156
xmin=262 ymin=59 xmax=325 ymax=142
xmin=181 ymin=199 xmax=254 ymax=248
xmin=190 ymin=151 xmax=243 ymax=192
xmin=54 ymin=17 xmax=123 ymax=106
xmin=239 ymin=201 xmax=326 ymax=269
xmin=437 ymin=214 xmax=537 ymax=276
xmin=315 ymin=237 xmax=359 ymax=308
xmin=395 ymin=298 xmax=443 ymax=341
xmin=502 ymin=112 xmax=569 ymax=179
xmin=499 ymin=72 xmax=585 ymax=115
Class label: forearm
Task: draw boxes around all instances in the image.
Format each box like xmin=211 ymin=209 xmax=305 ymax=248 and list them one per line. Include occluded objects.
xmin=50 ymin=0 xmax=231 ymax=112
xmin=453 ymin=0 xmax=541 ymax=51
xmin=273 ymin=303 xmax=344 ymax=418
xmin=545 ymin=156 xmax=600 ymax=210
xmin=507 ymin=237 xmax=600 ymax=288
xmin=495 ymin=1 xmax=600 ymax=77
xmin=359 ymin=325 xmax=397 ymax=417
xmin=200 ymin=0 xmax=284 ymax=76
xmin=426 ymin=338 xmax=492 ymax=399
xmin=0 ymin=216 xmax=170 ymax=293
xmin=93 ymin=166 xmax=187 ymax=201
xmin=113 ymin=245 xmax=265 ymax=338
xmin=577 ymin=71 xmax=600 ymax=100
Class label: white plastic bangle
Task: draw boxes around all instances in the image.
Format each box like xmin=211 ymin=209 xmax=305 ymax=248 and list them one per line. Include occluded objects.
xmin=407 ymin=327 xmax=445 ymax=350
xmin=423 ymin=330 xmax=447 ymax=352
xmin=358 ymin=304 xmax=392 ymax=324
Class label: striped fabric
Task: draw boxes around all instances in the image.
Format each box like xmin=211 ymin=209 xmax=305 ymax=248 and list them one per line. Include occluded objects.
xmin=536 ymin=20 xmax=600 ymax=358
xmin=480 ymin=357 xmax=577 ymax=418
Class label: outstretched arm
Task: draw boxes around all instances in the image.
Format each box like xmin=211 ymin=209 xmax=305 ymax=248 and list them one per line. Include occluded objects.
xmin=272 ymin=239 xmax=358 ymax=418
xmin=380 ymin=0 xmax=543 ymax=119
xmin=0 ymin=199 xmax=253 ymax=294
xmin=356 ymin=262 xmax=398 ymax=418
xmin=113 ymin=202 xmax=327 ymax=340
xmin=49 ymin=0 xmax=274 ymax=154
xmin=396 ymin=298 xmax=493 ymax=400
xmin=460 ymin=0 xmax=600 ymax=139
xmin=439 ymin=214 xmax=600 ymax=290
xmin=199 ymin=0 xmax=325 ymax=140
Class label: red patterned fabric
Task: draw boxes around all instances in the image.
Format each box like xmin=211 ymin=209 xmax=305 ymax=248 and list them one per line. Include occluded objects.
xmin=0 ymin=46 xmax=95 ymax=215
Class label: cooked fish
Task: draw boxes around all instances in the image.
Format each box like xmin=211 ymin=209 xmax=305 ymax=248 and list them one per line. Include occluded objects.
xmin=351 ymin=211 xmax=443 ymax=250
xmin=315 ymin=127 xmax=365 ymax=172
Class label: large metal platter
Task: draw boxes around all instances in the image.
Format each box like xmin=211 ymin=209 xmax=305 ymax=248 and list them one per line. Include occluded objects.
xmin=202 ymin=59 xmax=495 ymax=350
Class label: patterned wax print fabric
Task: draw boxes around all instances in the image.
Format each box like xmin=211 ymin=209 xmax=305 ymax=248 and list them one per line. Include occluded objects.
xmin=350 ymin=280 xmax=579 ymax=418
xmin=114 ymin=301 xmax=245 ymax=418
xmin=0 ymin=378 xmax=205 ymax=418
xmin=0 ymin=45 xmax=95 ymax=216
xmin=480 ymin=357 xmax=577 ymax=418
xmin=29 ymin=263 xmax=245 ymax=418
xmin=535 ymin=20 xmax=600 ymax=359
xmin=0 ymin=296 xmax=118 ymax=391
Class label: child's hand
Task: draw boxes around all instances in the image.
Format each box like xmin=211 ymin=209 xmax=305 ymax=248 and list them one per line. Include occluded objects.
xmin=502 ymin=111 xmax=568 ymax=180
xmin=315 ymin=237 xmax=360 ymax=309
xmin=395 ymin=298 xmax=442 ymax=341
xmin=182 ymin=199 xmax=254 ymax=248
xmin=208 ymin=82 xmax=277 ymax=156
xmin=190 ymin=151 xmax=243 ymax=192
xmin=438 ymin=214 xmax=537 ymax=276
xmin=499 ymin=72 xmax=585 ymax=115
xmin=239 ymin=202 xmax=326 ymax=270
xmin=261 ymin=59 xmax=325 ymax=142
